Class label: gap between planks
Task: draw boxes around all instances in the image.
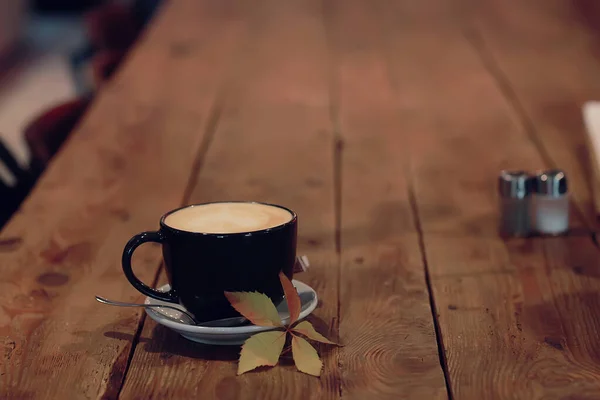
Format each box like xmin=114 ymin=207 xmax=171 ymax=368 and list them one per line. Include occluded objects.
xmin=322 ymin=2 xmax=344 ymax=396
xmin=115 ymin=93 xmax=226 ymax=397
xmin=366 ymin=0 xmax=455 ymax=396
xmin=407 ymin=171 xmax=455 ymax=400
xmin=114 ymin=4 xmax=252 ymax=392
xmin=462 ymin=26 xmax=593 ymax=229
xmin=117 ymin=0 xmax=341 ymax=397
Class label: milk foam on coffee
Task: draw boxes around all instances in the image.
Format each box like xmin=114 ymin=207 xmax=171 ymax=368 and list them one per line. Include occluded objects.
xmin=164 ymin=202 xmax=293 ymax=234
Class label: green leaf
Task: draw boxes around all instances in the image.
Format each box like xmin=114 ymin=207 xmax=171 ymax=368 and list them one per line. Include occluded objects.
xmin=238 ymin=331 xmax=286 ymax=375
xmin=224 ymin=291 xmax=282 ymax=327
xmin=292 ymin=321 xmax=338 ymax=345
xmin=291 ymin=335 xmax=322 ymax=377
xmin=279 ymin=272 xmax=301 ymax=324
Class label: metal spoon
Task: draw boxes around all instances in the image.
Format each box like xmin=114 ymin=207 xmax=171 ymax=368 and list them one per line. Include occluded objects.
xmin=95 ymin=296 xmax=247 ymax=327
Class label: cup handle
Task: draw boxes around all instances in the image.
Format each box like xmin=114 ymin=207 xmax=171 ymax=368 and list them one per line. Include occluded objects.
xmin=121 ymin=231 xmax=178 ymax=303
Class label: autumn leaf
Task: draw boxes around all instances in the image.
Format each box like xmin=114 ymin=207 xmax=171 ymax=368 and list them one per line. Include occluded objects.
xmin=292 ymin=321 xmax=338 ymax=345
xmin=291 ymin=335 xmax=323 ymax=376
xmin=224 ymin=291 xmax=282 ymax=327
xmin=238 ymin=331 xmax=286 ymax=375
xmin=225 ymin=273 xmax=340 ymax=377
xmin=279 ymin=272 xmax=301 ymax=324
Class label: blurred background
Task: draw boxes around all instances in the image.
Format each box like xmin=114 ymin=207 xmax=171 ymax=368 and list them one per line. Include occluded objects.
xmin=0 ymin=0 xmax=162 ymax=226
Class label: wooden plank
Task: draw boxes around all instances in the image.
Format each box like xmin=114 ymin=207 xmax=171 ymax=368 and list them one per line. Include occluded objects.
xmin=375 ymin=0 xmax=585 ymax=235
xmin=465 ymin=0 xmax=600 ymax=224
xmin=326 ymin=0 xmax=448 ymax=398
xmin=0 ymin=1 xmax=243 ymax=398
xmin=374 ymin=0 xmax=600 ymax=398
xmin=424 ymin=235 xmax=600 ymax=398
xmin=119 ymin=0 xmax=340 ymax=398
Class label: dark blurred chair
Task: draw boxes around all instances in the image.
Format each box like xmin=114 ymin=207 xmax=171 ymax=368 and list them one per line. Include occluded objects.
xmin=90 ymin=48 xmax=127 ymax=86
xmin=85 ymin=3 xmax=140 ymax=52
xmin=33 ymin=0 xmax=103 ymax=13
xmin=84 ymin=0 xmax=162 ymax=85
xmin=0 ymin=96 xmax=92 ymax=227
xmin=85 ymin=2 xmax=137 ymax=86
xmin=0 ymin=140 xmax=34 ymax=227
xmin=24 ymin=96 xmax=93 ymax=177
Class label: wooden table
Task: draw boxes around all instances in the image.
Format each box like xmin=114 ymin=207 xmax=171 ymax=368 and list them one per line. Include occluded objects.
xmin=3 ymin=0 xmax=600 ymax=398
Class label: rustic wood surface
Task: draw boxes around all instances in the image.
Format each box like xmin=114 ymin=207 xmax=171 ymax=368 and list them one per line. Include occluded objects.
xmin=3 ymin=0 xmax=600 ymax=399
xmin=120 ymin=0 xmax=342 ymax=398
xmin=329 ymin=1 xmax=447 ymax=398
xmin=0 ymin=1 xmax=244 ymax=398
xmin=407 ymin=0 xmax=600 ymax=398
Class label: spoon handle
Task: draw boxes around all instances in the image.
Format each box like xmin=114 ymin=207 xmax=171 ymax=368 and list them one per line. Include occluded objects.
xmin=95 ymin=296 xmax=197 ymax=323
xmin=95 ymin=296 xmax=146 ymax=307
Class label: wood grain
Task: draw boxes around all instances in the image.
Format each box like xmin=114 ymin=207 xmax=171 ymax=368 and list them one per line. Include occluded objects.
xmin=432 ymin=1 xmax=600 ymax=396
xmin=6 ymin=0 xmax=600 ymax=398
xmin=465 ymin=0 xmax=600 ymax=224
xmin=371 ymin=0 xmax=600 ymax=397
xmin=326 ymin=0 xmax=448 ymax=398
xmin=372 ymin=4 xmax=569 ymax=239
xmin=424 ymin=236 xmax=600 ymax=399
xmin=119 ymin=0 xmax=341 ymax=398
xmin=0 ymin=1 xmax=243 ymax=398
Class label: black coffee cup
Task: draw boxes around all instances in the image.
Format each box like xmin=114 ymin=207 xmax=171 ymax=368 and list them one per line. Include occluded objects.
xmin=121 ymin=201 xmax=297 ymax=323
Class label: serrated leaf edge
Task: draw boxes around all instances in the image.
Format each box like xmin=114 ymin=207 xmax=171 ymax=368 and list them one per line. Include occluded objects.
xmin=291 ymin=320 xmax=341 ymax=345
xmin=224 ymin=291 xmax=283 ymax=327
xmin=237 ymin=330 xmax=287 ymax=375
xmin=291 ymin=335 xmax=323 ymax=377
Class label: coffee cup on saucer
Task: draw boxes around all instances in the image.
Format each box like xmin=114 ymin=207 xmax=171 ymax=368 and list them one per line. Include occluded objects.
xmin=121 ymin=201 xmax=297 ymax=323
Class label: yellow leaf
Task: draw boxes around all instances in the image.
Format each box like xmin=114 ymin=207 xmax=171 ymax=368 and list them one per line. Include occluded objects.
xmin=238 ymin=331 xmax=286 ymax=375
xmin=292 ymin=335 xmax=322 ymax=377
xmin=224 ymin=291 xmax=282 ymax=327
xmin=279 ymin=272 xmax=301 ymax=324
xmin=292 ymin=321 xmax=338 ymax=345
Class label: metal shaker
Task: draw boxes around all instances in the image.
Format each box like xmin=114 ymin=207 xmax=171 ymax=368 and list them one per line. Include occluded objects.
xmin=498 ymin=170 xmax=533 ymax=237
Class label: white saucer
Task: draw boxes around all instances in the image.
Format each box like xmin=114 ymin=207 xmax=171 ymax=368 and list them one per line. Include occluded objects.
xmin=144 ymin=280 xmax=318 ymax=345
